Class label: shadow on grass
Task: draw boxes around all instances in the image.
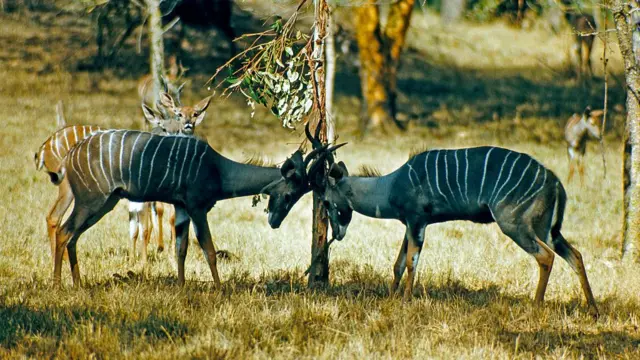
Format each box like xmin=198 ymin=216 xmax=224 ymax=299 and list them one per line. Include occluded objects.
xmin=0 ymin=302 xmax=189 ymax=349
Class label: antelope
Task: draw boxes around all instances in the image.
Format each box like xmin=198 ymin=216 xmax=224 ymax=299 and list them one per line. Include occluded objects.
xmin=565 ymin=106 xmax=603 ymax=185
xmin=564 ymin=9 xmax=596 ymax=80
xmin=34 ymin=104 xmax=102 ymax=264
xmin=137 ymin=54 xmax=187 ymax=113
xmin=305 ymin=145 xmax=599 ymax=318
xmin=129 ymin=93 xmax=213 ymax=267
xmin=51 ymin=124 xmax=335 ymax=288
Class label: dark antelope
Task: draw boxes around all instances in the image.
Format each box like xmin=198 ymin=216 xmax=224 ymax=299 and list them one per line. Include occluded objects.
xmin=565 ymin=106 xmax=603 ymax=185
xmin=309 ymin=146 xmax=598 ymax=317
xmin=129 ymin=93 xmax=213 ymax=266
xmin=53 ymin=126 xmax=329 ymax=287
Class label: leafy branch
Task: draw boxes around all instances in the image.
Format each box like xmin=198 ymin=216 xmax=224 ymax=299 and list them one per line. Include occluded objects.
xmin=208 ymin=0 xmax=318 ymax=128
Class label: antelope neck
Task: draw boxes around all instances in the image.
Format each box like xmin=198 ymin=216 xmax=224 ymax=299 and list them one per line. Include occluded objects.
xmin=342 ymin=172 xmax=398 ymax=219
xmin=217 ymin=157 xmax=282 ymax=199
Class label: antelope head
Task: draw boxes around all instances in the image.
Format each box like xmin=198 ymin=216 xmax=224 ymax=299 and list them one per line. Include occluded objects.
xmin=262 ymin=121 xmax=346 ymax=229
xmin=159 ymin=92 xmax=212 ymax=136
xmin=583 ymin=106 xmax=604 ymax=139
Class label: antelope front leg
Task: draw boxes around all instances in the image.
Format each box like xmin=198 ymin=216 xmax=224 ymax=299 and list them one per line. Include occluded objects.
xmin=174 ymin=206 xmax=191 ymax=286
xmin=190 ymin=211 xmax=221 ymax=288
xmin=47 ymin=180 xmax=73 ymax=267
xmin=403 ymin=223 xmax=426 ymax=301
xmin=391 ymin=234 xmax=409 ymax=295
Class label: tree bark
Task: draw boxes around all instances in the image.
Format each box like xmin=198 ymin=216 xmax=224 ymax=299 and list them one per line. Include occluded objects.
xmin=611 ymin=0 xmax=640 ymax=260
xmin=147 ymin=0 xmax=165 ymax=112
xmin=441 ymin=0 xmax=466 ymax=23
xmin=356 ymin=1 xmax=391 ymax=134
xmin=384 ymin=0 xmax=415 ymax=128
xmin=355 ymin=0 xmax=414 ymax=135
xmin=325 ymin=9 xmax=336 ymax=144
xmin=308 ymin=0 xmax=331 ymax=287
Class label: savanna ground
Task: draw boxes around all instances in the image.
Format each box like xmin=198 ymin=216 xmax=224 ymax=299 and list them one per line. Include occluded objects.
xmin=1 ymin=2 xmax=640 ymax=358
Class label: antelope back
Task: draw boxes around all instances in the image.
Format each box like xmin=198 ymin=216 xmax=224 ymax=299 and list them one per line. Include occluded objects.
xmin=404 ymin=146 xmax=557 ymax=214
xmin=63 ymin=130 xmax=216 ymax=203
xmin=35 ymin=125 xmax=102 ymax=175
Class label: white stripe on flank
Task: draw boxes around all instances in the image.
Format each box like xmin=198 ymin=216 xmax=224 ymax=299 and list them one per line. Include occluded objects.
xmin=177 ymin=138 xmax=192 ymax=189
xmin=108 ymin=131 xmax=115 ymax=188
xmin=489 ymin=152 xmax=511 ymax=203
xmin=423 ymin=152 xmax=434 ymax=196
xmin=171 ymin=139 xmax=184 ymax=186
xmin=74 ymin=140 xmax=88 ymax=182
xmin=72 ymin=126 xmax=78 ymax=144
xmin=99 ymin=132 xmax=111 ymax=191
xmin=444 ymin=151 xmax=458 ymax=208
xmin=464 ymin=149 xmax=469 ymax=203
xmin=496 ymin=158 xmax=533 ymax=208
xmin=71 ymin=147 xmax=91 ymax=191
xmin=193 ymin=144 xmax=208 ymax=182
xmin=511 ymin=170 xmax=548 ymax=213
xmin=515 ymin=164 xmax=541 ymax=205
xmin=144 ymin=136 xmax=167 ymax=194
xmin=478 ymin=148 xmax=495 ymax=205
xmin=434 ymin=151 xmax=447 ymax=199
xmin=491 ymin=154 xmax=521 ymax=205
xmin=454 ymin=150 xmax=465 ymax=205
xmin=51 ymin=133 xmax=61 ymax=160
xmin=186 ymin=139 xmax=199 ymax=180
xmin=119 ymin=131 xmax=127 ymax=183
xmin=158 ymin=138 xmax=179 ymax=190
xmin=63 ymin=130 xmax=70 ymax=151
xmin=38 ymin=148 xmax=45 ymax=169
xmin=86 ymin=136 xmax=106 ymax=195
xmin=82 ymin=126 xmax=87 ymax=138
xmin=128 ymin=133 xmax=144 ymax=190
xmin=137 ymin=135 xmax=154 ymax=190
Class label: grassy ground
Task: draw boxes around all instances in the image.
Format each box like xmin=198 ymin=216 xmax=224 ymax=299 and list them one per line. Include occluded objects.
xmin=1 ymin=4 xmax=639 ymax=359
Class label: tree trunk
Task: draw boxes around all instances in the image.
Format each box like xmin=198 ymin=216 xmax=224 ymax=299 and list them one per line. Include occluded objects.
xmin=147 ymin=0 xmax=165 ymax=112
xmin=308 ymin=0 xmax=331 ymax=287
xmin=384 ymin=0 xmax=415 ymax=128
xmin=325 ymin=10 xmax=336 ymax=144
xmin=355 ymin=0 xmax=414 ymax=135
xmin=611 ymin=0 xmax=640 ymax=260
xmin=441 ymin=0 xmax=466 ymax=23
xmin=356 ymin=1 xmax=392 ymax=134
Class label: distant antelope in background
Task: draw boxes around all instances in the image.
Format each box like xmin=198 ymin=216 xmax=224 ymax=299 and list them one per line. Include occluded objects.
xmin=34 ymin=103 xmax=102 ymax=265
xmin=305 ymin=144 xmax=599 ymax=317
xmin=564 ymin=9 xmax=596 ymax=80
xmin=565 ymin=106 xmax=603 ymax=185
xmin=51 ymin=125 xmax=330 ymax=287
xmin=137 ymin=54 xmax=187 ymax=114
xmin=129 ymin=92 xmax=212 ymax=267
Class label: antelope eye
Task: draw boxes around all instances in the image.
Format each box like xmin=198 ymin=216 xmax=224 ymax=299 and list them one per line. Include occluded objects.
xmin=284 ymin=194 xmax=292 ymax=203
xmin=323 ymin=200 xmax=330 ymax=208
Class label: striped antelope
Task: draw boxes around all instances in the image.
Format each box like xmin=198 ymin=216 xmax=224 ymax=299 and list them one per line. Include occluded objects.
xmin=35 ymin=112 xmax=102 ymax=263
xmin=565 ymin=106 xmax=603 ymax=185
xmin=307 ymin=146 xmax=599 ymax=317
xmin=129 ymin=95 xmax=212 ymax=267
xmin=52 ymin=128 xmax=329 ymax=287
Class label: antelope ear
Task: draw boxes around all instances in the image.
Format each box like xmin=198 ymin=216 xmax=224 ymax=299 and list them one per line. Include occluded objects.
xmin=142 ymin=104 xmax=162 ymax=128
xmin=281 ymin=156 xmax=297 ymax=179
xmin=583 ymin=106 xmax=592 ymax=117
xmin=55 ymin=100 xmax=66 ymax=128
xmin=337 ymin=161 xmax=349 ymax=176
xmin=328 ymin=162 xmax=346 ymax=187
xmin=193 ymin=96 xmax=213 ymax=126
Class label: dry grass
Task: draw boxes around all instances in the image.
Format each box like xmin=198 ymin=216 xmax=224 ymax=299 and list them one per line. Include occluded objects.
xmin=1 ymin=5 xmax=640 ymax=359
